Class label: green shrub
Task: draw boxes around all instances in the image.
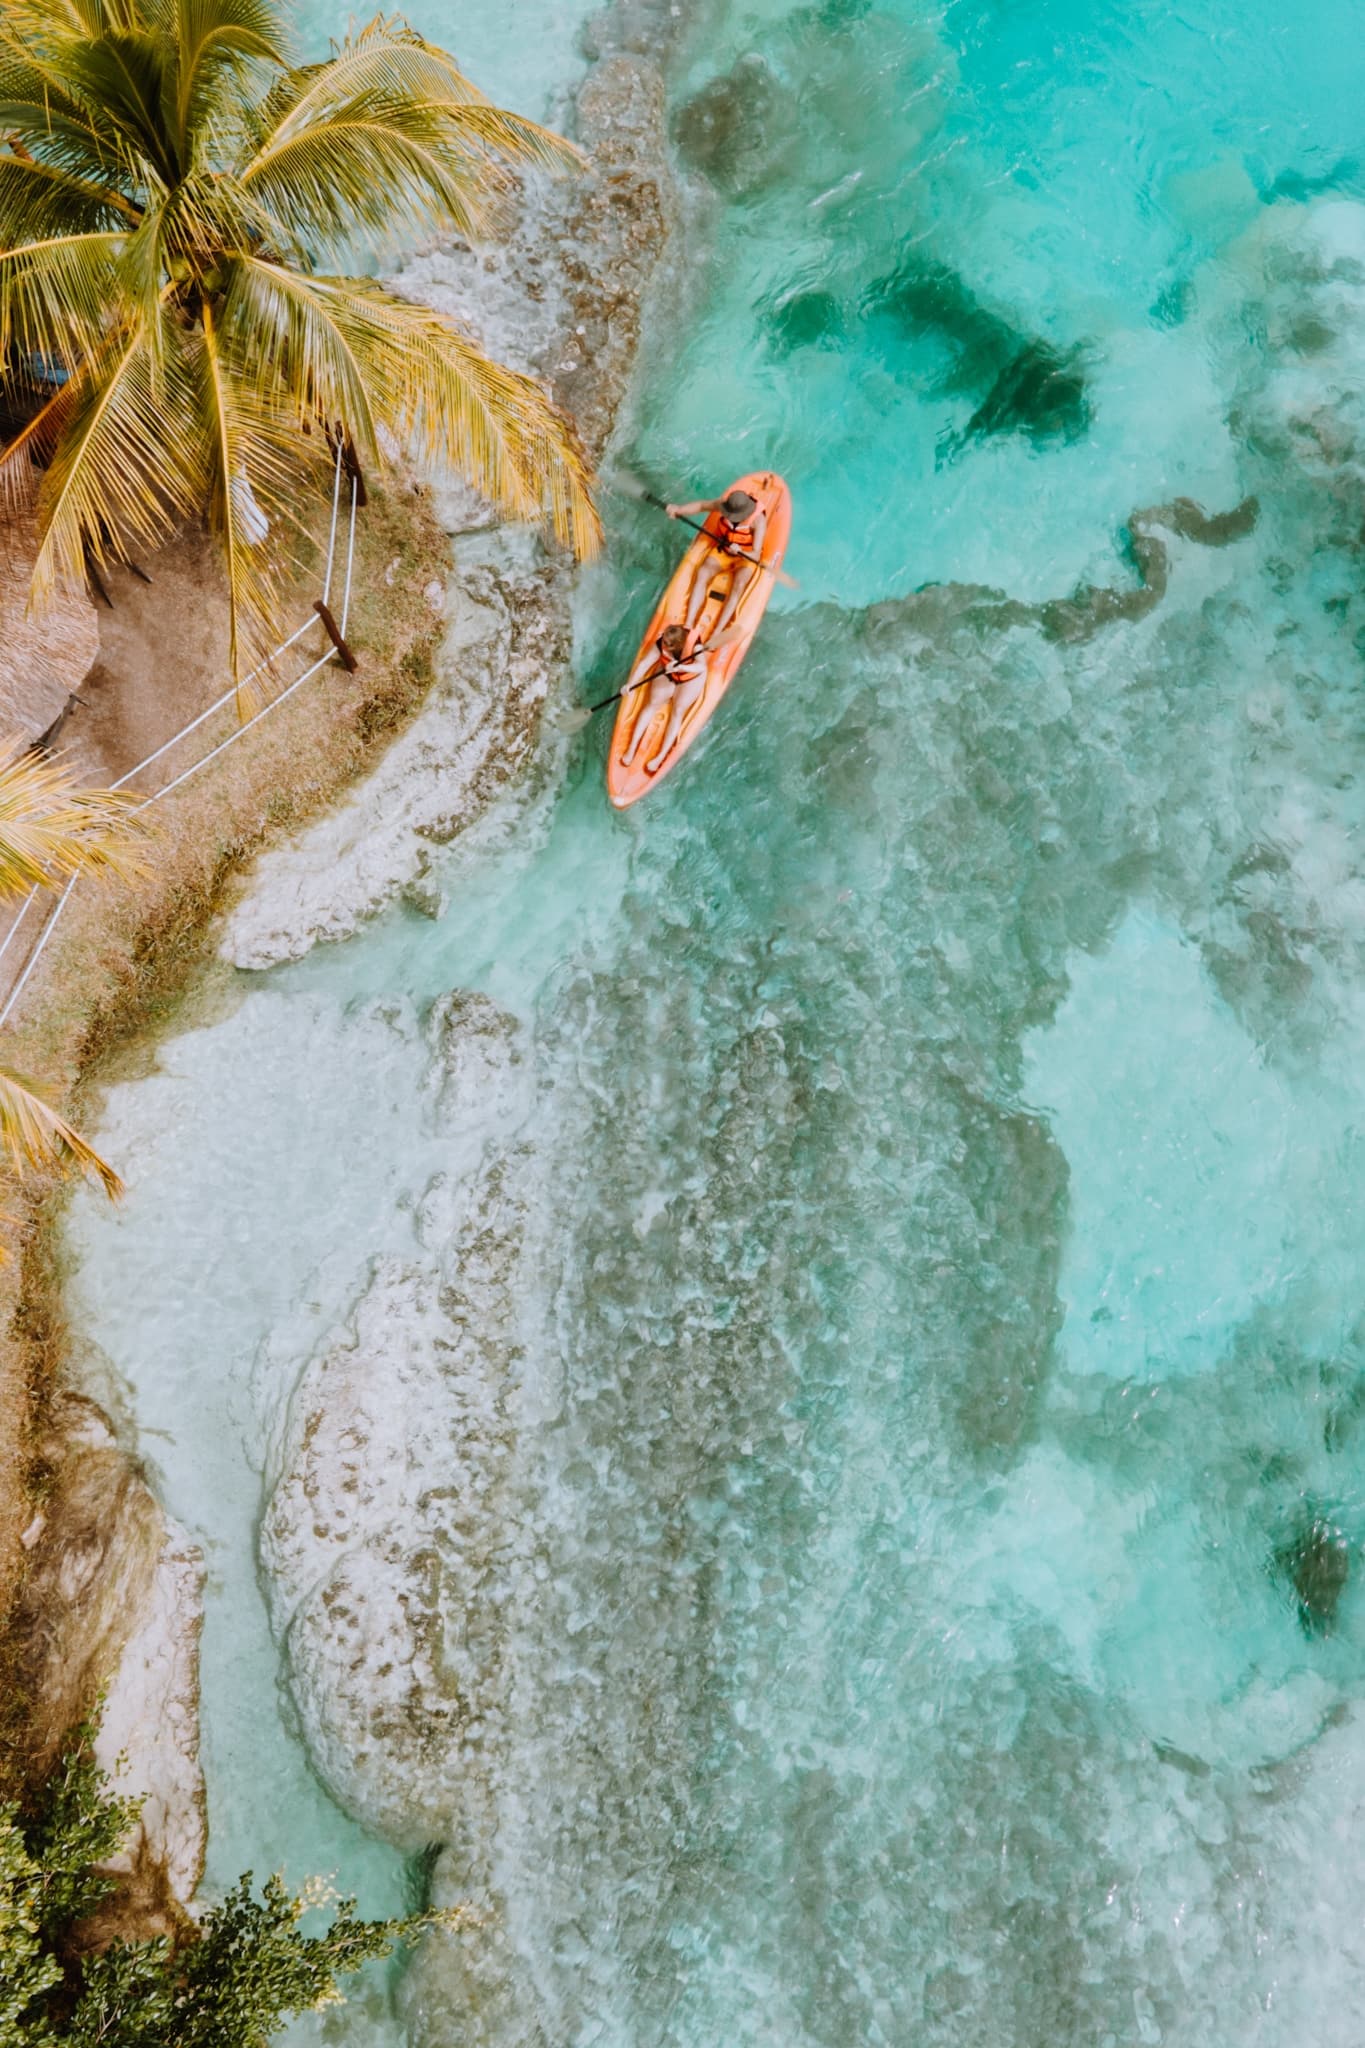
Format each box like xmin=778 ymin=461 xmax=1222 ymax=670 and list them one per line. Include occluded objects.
xmin=0 ymin=1730 xmax=442 ymax=2047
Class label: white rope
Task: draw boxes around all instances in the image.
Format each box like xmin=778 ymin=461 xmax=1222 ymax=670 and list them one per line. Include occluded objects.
xmin=112 ymin=447 xmax=346 ymax=793
xmin=0 ymin=879 xmax=76 ymax=1028
xmin=133 ymin=647 xmax=333 ymax=812
xmin=0 ymin=887 xmax=38 ymax=972
xmin=322 ymin=444 xmax=343 ymax=608
xmin=339 ymin=473 xmax=358 ymax=635
xmin=139 ymin=467 xmax=360 ymax=811
xmin=108 ymin=613 xmax=318 ymax=794
xmin=0 ymin=445 xmax=361 ymax=1027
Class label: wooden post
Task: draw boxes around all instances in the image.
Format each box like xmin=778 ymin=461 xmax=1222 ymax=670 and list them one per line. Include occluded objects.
xmin=83 ymin=548 xmax=113 ymax=608
xmin=341 ymin=434 xmax=368 ymax=509
xmin=313 ymin=599 xmax=358 ymax=672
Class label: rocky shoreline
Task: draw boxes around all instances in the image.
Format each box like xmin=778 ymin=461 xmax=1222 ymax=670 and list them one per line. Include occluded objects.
xmin=4 ymin=20 xmax=681 ymax=1932
xmin=6 ymin=0 xmax=1272 ymax=1993
xmin=226 ymin=48 xmax=677 ymax=971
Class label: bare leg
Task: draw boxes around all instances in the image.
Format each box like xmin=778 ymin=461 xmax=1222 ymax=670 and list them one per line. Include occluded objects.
xmin=622 ymin=682 xmax=672 ymax=765
xmin=685 ymin=553 xmax=721 ymax=631
xmin=715 ymin=560 xmax=758 ymax=634
xmin=646 ymin=669 xmax=707 ymax=773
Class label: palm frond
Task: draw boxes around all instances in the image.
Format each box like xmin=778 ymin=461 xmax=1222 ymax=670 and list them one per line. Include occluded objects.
xmin=0 ymin=1064 xmax=122 ymax=1197
xmin=166 ymin=0 xmax=288 ymax=165
xmin=59 ymin=28 xmax=178 ymax=184
xmin=238 ymin=97 xmax=496 ymax=254
xmin=3 ymin=0 xmax=136 ymax=41
xmin=253 ymin=19 xmax=487 ymax=139
xmin=0 ymin=739 xmax=148 ymax=893
xmin=0 ymin=152 xmax=137 ymax=244
xmin=306 ymin=274 xmax=601 ymax=556
xmin=158 ymin=162 xmax=288 ymax=263
xmin=253 ymin=25 xmax=582 ymax=169
xmin=236 ymin=20 xmax=582 ymax=259
xmin=29 ymin=313 xmax=202 ymax=606
xmin=0 ymin=0 xmax=95 ymax=39
xmin=225 ymin=252 xmax=377 ymax=443
xmin=0 ymin=228 xmax=126 ymax=366
xmin=197 ymin=291 xmax=331 ymax=689
xmin=0 ymin=44 xmax=147 ymax=192
xmin=436 ymin=99 xmax=586 ymax=178
xmin=0 ymin=381 xmax=75 ymax=516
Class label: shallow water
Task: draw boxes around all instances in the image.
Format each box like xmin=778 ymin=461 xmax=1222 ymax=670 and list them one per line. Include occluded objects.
xmin=61 ymin=0 xmax=1365 ymax=2041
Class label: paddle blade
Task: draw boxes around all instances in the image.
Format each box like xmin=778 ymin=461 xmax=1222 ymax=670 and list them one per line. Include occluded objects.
xmin=610 ymin=467 xmax=664 ymax=511
xmin=549 ymin=699 xmax=597 ymax=733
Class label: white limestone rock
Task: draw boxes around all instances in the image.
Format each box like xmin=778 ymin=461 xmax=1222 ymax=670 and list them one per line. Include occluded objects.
xmin=217 ymin=55 xmax=675 ymax=975
xmin=219 ymin=540 xmax=570 ymax=971
xmin=95 ymin=1518 xmax=206 ymax=1905
xmin=19 ymin=1392 xmax=206 ymax=1913
xmin=258 ymin=996 xmax=530 ymax=1847
xmin=396 ymin=225 xmax=565 ymax=386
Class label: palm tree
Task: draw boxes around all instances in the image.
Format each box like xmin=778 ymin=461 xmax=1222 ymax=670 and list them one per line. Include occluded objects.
xmin=0 ymin=741 xmax=141 ymax=1199
xmin=0 ymin=0 xmax=601 ymax=685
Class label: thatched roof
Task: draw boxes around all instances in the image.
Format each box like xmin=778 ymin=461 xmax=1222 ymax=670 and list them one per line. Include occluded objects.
xmin=0 ymin=514 xmax=99 ymax=743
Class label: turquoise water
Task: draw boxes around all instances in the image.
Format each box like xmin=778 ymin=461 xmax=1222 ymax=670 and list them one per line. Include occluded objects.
xmin=61 ymin=0 xmax=1365 ymax=2041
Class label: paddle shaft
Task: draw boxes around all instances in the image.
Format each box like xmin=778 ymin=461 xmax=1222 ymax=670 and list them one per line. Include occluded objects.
xmin=640 ymin=489 xmax=795 ymax=587
xmin=584 ymin=631 xmax=733 ymax=719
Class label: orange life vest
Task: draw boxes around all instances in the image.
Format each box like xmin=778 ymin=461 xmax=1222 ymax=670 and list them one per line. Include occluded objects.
xmin=649 ymin=637 xmax=705 ymax=689
xmin=703 ymin=507 xmax=757 ymax=557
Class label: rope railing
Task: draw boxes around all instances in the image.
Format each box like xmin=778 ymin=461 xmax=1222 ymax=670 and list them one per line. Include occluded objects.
xmin=0 ymin=453 xmax=360 ymax=1030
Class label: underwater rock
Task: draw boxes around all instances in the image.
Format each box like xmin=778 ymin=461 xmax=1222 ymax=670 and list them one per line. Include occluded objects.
xmin=863 ymin=251 xmax=1091 ymax=454
xmin=94 ymin=1520 xmax=205 ymax=1923
xmin=953 ymin=338 xmax=1090 ymax=451
xmin=261 ymin=1260 xmax=474 ymax=1843
xmin=865 ymin=251 xmax=1028 ymax=384
xmin=935 ymin=1087 xmax=1068 ymax=1462
xmin=671 ymin=54 xmax=797 ymax=199
xmin=261 ymin=1243 xmax=518 ymax=1846
xmin=764 ymin=286 xmax=846 ymax=354
xmin=557 ymin=57 xmax=675 ymax=462
xmin=1275 ymin=1512 xmax=1352 ymax=1637
xmin=222 ymin=544 xmax=570 ymax=968
xmin=259 ymin=997 xmax=529 ymax=1848
xmin=1035 ymin=494 xmax=1259 ymax=644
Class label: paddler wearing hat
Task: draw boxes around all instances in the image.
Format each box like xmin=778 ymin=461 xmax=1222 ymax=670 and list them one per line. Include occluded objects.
xmin=666 ymin=487 xmax=768 ymax=637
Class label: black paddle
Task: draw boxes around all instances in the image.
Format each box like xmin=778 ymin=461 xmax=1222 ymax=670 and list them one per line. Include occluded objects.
xmin=615 ymin=472 xmax=799 ymax=589
xmin=552 ymin=625 xmax=745 ymax=733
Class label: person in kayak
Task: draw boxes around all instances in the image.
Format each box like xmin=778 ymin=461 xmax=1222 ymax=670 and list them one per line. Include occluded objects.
xmin=621 ymin=622 xmax=709 ymax=774
xmin=666 ymin=488 xmax=767 ymax=636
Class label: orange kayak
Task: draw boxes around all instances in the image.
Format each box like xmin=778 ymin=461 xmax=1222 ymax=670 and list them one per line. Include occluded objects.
xmin=607 ymin=470 xmax=792 ymax=809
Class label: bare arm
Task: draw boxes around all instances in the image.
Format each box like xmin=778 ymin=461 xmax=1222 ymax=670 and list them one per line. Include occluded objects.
xmin=665 ymin=497 xmax=721 ymax=519
xmin=627 ymin=649 xmax=665 ymax=690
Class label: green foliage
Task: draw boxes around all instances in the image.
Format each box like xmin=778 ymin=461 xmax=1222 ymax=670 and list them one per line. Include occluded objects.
xmin=0 ymin=1730 xmax=440 ymax=2048
xmin=0 ymin=0 xmax=601 ymax=683
xmin=0 ymin=1814 xmax=63 ymax=2040
xmin=20 ymin=1732 xmax=136 ymax=1939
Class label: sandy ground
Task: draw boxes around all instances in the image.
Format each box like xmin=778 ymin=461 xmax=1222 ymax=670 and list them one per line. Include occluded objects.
xmin=0 ymin=490 xmax=449 ymax=1781
xmin=0 ymin=534 xmax=340 ymax=1014
xmin=66 ymin=537 xmax=238 ymax=785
